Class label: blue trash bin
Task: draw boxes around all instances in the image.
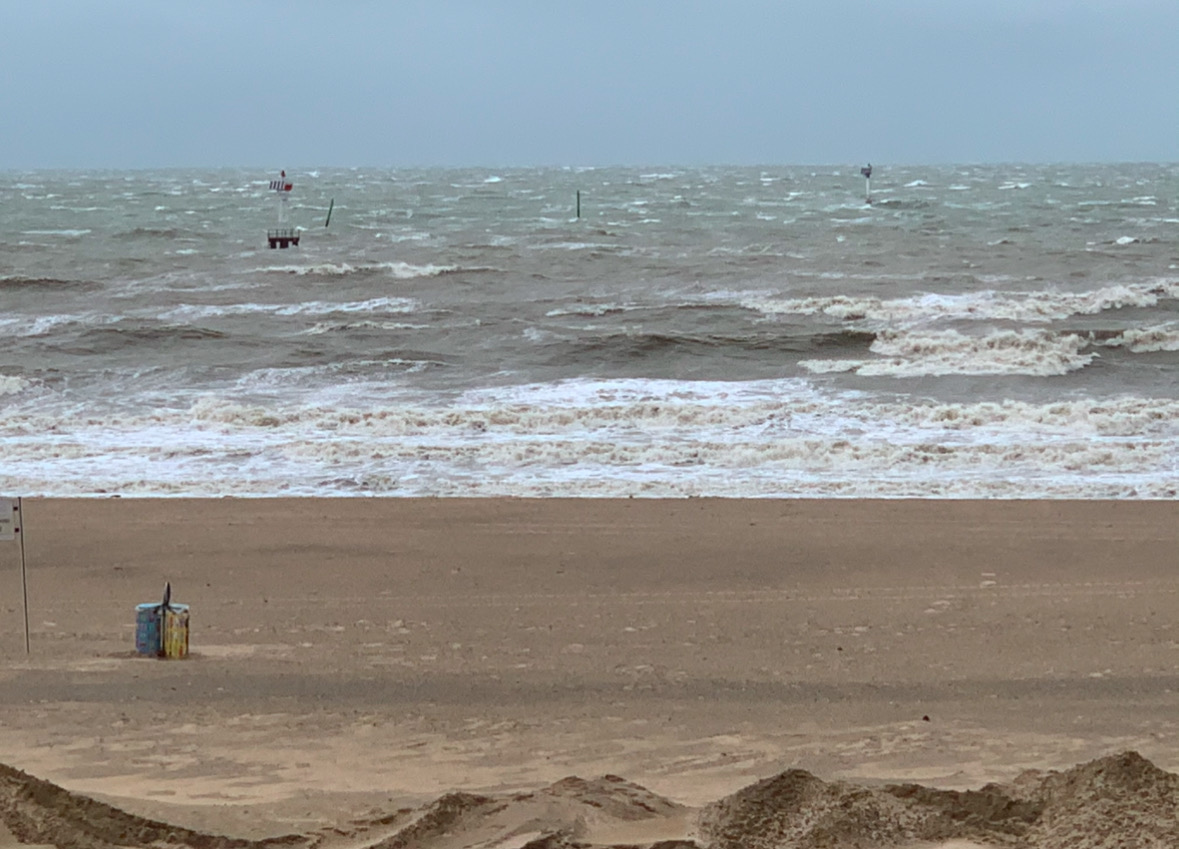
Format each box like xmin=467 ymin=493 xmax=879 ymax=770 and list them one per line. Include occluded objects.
xmin=135 ymin=603 xmax=163 ymax=656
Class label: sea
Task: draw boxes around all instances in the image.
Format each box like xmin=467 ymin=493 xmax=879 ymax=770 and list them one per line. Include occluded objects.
xmin=2 ymin=163 xmax=1178 ymax=498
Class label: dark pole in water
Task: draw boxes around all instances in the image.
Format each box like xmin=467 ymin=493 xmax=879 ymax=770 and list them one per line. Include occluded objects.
xmin=860 ymin=164 xmax=873 ymax=204
xmin=576 ymin=190 xmax=581 ymax=219
xmin=324 ymin=198 xmax=334 ymax=228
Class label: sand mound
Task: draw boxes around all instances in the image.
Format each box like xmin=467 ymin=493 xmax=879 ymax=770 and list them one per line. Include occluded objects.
xmin=697 ymin=767 xmax=1035 ymax=848
xmin=0 ymin=762 xmax=304 ymax=849
xmin=699 ymin=751 xmax=1179 ymax=849
xmin=367 ymin=775 xmax=689 ymax=849
xmin=1017 ymin=751 xmax=1179 ymax=848
xmin=0 ymin=761 xmax=688 ymax=849
xmin=3 ymin=753 xmax=1179 ymax=848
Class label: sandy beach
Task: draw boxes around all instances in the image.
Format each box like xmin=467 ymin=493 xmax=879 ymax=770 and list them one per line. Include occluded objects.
xmin=0 ymin=498 xmax=1177 ymax=845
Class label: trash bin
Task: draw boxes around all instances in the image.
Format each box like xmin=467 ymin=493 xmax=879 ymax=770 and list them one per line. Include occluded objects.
xmin=134 ymin=582 xmax=189 ymax=659
xmin=162 ymin=604 xmax=189 ymax=659
xmin=135 ymin=603 xmax=163 ymax=656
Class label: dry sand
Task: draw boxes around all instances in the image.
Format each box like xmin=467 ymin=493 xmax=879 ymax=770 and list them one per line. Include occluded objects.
xmin=0 ymin=498 xmax=1176 ymax=845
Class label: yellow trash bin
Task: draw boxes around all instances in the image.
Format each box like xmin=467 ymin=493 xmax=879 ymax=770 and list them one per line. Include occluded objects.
xmin=162 ymin=604 xmax=190 ymax=659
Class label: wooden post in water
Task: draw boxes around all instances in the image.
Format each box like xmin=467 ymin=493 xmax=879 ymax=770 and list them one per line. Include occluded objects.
xmin=576 ymin=190 xmax=581 ymax=219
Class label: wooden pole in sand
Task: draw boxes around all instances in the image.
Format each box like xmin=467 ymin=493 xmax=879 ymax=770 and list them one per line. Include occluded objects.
xmin=18 ymin=499 xmax=29 ymax=654
xmin=2 ymin=498 xmax=29 ymax=654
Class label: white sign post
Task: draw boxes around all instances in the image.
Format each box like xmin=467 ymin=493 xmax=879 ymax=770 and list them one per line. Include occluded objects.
xmin=1 ymin=498 xmax=30 ymax=654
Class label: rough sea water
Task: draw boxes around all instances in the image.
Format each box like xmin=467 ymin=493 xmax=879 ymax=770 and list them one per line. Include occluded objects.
xmin=1 ymin=163 xmax=1177 ymax=497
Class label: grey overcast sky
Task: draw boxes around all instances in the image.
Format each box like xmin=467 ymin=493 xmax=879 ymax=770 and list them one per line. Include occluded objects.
xmin=3 ymin=1 xmax=1177 ymax=169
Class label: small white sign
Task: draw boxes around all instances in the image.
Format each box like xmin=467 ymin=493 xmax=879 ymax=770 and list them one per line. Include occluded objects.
xmin=0 ymin=499 xmax=16 ymax=541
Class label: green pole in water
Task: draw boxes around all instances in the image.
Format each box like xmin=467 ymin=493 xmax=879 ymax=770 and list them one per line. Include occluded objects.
xmin=576 ymin=190 xmax=581 ymax=219
xmin=324 ymin=198 xmax=334 ymax=228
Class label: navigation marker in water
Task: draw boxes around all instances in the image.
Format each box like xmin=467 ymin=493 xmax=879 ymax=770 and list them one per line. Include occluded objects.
xmin=324 ymin=198 xmax=334 ymax=228
xmin=861 ymin=163 xmax=873 ymax=204
xmin=267 ymin=170 xmax=300 ymax=249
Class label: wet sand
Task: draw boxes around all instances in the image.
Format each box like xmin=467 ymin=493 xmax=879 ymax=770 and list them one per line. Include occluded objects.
xmin=0 ymin=498 xmax=1176 ymax=839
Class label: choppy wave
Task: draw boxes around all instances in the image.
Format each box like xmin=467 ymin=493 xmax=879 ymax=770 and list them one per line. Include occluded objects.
xmin=1107 ymin=324 xmax=1179 ymax=353
xmin=21 ymin=228 xmax=91 ymax=237
xmin=0 ymin=376 xmax=29 ymax=396
xmin=0 ymin=313 xmax=103 ymax=338
xmin=0 ymin=275 xmax=93 ymax=290
xmin=259 ymin=260 xmax=459 ymax=278
xmin=159 ymin=296 xmax=419 ymax=321
xmin=800 ymin=324 xmax=1179 ymax=377
xmin=304 ymin=320 xmax=430 ymax=335
xmin=2 ymin=380 xmax=1177 ymax=497
xmin=64 ymin=323 xmax=227 ymax=353
xmin=802 ymin=329 xmax=1095 ymax=377
xmin=6 ymin=163 xmax=1179 ymax=498
xmin=544 ymin=302 xmax=644 ymax=317
xmin=535 ymin=328 xmax=877 ymax=367
xmin=741 ymin=279 xmax=1179 ymax=325
xmin=112 ymin=226 xmax=201 ymax=240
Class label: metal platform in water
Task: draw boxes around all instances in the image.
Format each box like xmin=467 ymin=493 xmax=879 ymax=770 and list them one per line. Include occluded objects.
xmin=267 ymin=227 xmax=300 ymax=249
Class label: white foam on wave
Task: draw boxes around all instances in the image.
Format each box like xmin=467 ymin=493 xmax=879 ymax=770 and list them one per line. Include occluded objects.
xmin=801 ymin=329 xmax=1095 ymax=377
xmin=740 ymin=278 xmax=1179 ymax=325
xmin=0 ymin=376 xmax=29 ymax=396
xmin=3 ymin=381 xmax=1177 ymax=498
xmin=0 ymin=313 xmax=91 ymax=338
xmin=529 ymin=241 xmax=620 ymax=252
xmin=22 ymin=229 xmax=91 ymax=237
xmin=304 ymin=320 xmax=429 ymax=335
xmin=1104 ymin=324 xmax=1179 ymax=353
xmin=462 ymin=377 xmax=822 ymax=412
xmin=159 ymin=296 xmax=418 ymax=321
xmin=221 ymin=361 xmax=442 ymax=400
xmin=544 ymin=303 xmax=642 ymax=318
xmin=259 ymin=261 xmax=457 ymax=278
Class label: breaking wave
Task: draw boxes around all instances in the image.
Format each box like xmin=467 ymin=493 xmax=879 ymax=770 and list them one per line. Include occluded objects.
xmin=259 ymin=260 xmax=459 ymax=278
xmin=1102 ymin=324 xmax=1179 ymax=353
xmin=159 ymin=296 xmax=419 ymax=321
xmin=741 ymin=279 xmax=1179 ymax=325
xmin=3 ymin=381 xmax=1177 ymax=497
xmin=801 ymin=329 xmax=1096 ymax=377
xmin=0 ymin=376 xmax=29 ymax=396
